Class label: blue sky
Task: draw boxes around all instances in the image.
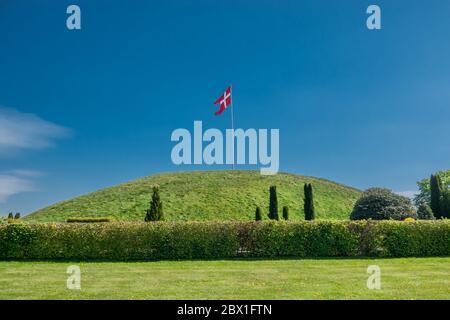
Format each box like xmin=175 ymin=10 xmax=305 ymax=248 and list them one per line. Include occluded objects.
xmin=1 ymin=0 xmax=449 ymax=215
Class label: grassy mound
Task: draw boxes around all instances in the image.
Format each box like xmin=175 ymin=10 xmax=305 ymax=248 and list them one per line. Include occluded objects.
xmin=26 ymin=170 xmax=361 ymax=222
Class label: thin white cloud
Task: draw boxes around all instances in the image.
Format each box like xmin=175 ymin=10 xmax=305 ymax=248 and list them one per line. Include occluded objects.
xmin=0 ymin=107 xmax=70 ymax=155
xmin=395 ymin=190 xmax=419 ymax=199
xmin=0 ymin=173 xmax=35 ymax=203
xmin=3 ymin=169 xmax=43 ymax=177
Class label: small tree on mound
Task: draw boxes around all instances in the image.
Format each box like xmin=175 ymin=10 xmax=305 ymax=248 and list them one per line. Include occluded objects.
xmin=417 ymin=203 xmax=435 ymax=220
xmin=268 ymin=186 xmax=279 ymax=220
xmin=282 ymin=206 xmax=289 ymax=220
xmin=304 ymin=184 xmax=315 ymax=220
xmin=145 ymin=186 xmax=164 ymax=222
xmin=255 ymin=207 xmax=262 ymax=221
xmin=430 ymin=174 xmax=444 ymax=218
xmin=350 ymin=188 xmax=417 ymax=220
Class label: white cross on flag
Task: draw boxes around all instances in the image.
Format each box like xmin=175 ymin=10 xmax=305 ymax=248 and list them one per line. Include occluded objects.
xmin=214 ymin=86 xmax=232 ymax=116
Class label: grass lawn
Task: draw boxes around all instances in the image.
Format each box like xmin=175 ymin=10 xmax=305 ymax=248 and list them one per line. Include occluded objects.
xmin=1 ymin=258 xmax=449 ymax=300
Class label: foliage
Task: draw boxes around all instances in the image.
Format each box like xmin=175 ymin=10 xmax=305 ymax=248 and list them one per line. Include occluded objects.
xmin=67 ymin=217 xmax=112 ymax=223
xmin=1 ymin=220 xmax=448 ymax=260
xmin=14 ymin=213 xmax=21 ymax=220
xmin=25 ymin=171 xmax=361 ymax=222
xmin=145 ymin=186 xmax=164 ymax=222
xmin=255 ymin=207 xmax=262 ymax=221
xmin=304 ymin=184 xmax=315 ymax=220
xmin=282 ymin=206 xmax=289 ymax=220
xmin=268 ymin=186 xmax=279 ymax=220
xmin=430 ymin=174 xmax=445 ymax=218
xmin=417 ymin=203 xmax=435 ymax=220
xmin=441 ymin=190 xmax=450 ymax=219
xmin=350 ymin=188 xmax=417 ymax=220
xmin=414 ymin=170 xmax=450 ymax=206
xmin=0 ymin=223 xmax=37 ymax=259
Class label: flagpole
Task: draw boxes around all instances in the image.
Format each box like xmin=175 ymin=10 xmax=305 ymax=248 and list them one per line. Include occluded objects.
xmin=230 ymin=83 xmax=235 ymax=170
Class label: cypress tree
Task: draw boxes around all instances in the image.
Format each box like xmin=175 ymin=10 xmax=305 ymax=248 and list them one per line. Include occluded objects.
xmin=441 ymin=191 xmax=450 ymax=219
xmin=14 ymin=212 xmax=20 ymax=219
xmin=268 ymin=186 xmax=279 ymax=220
xmin=255 ymin=207 xmax=262 ymax=221
xmin=7 ymin=212 xmax=13 ymax=219
xmin=145 ymin=186 xmax=164 ymax=221
xmin=282 ymin=206 xmax=289 ymax=220
xmin=304 ymin=184 xmax=315 ymax=220
xmin=430 ymin=174 xmax=444 ymax=218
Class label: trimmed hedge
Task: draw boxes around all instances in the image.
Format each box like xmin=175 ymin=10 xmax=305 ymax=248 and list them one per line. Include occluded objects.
xmin=0 ymin=220 xmax=449 ymax=260
xmin=66 ymin=217 xmax=112 ymax=223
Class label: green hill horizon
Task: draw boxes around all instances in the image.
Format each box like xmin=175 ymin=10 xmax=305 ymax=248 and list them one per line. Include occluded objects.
xmin=25 ymin=170 xmax=361 ymax=222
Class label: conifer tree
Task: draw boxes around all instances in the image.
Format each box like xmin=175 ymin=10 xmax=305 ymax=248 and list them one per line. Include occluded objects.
xmin=145 ymin=186 xmax=164 ymax=221
xmin=304 ymin=184 xmax=315 ymax=220
xmin=268 ymin=186 xmax=279 ymax=220
xmin=255 ymin=207 xmax=262 ymax=221
xmin=282 ymin=206 xmax=289 ymax=220
xmin=430 ymin=174 xmax=444 ymax=218
xmin=441 ymin=191 xmax=450 ymax=219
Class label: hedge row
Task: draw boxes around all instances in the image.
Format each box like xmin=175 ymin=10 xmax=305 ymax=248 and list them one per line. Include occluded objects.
xmin=66 ymin=217 xmax=112 ymax=223
xmin=0 ymin=220 xmax=449 ymax=260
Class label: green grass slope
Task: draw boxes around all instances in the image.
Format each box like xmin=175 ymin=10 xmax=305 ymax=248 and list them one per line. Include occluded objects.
xmin=26 ymin=170 xmax=361 ymax=222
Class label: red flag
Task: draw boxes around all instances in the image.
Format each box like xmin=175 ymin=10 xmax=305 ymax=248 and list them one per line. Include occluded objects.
xmin=214 ymin=86 xmax=232 ymax=115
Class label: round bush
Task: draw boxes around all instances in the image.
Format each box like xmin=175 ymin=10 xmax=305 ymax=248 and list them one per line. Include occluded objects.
xmin=350 ymin=188 xmax=417 ymax=220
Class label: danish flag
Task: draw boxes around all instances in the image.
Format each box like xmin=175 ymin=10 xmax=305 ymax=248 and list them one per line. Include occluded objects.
xmin=214 ymin=86 xmax=232 ymax=116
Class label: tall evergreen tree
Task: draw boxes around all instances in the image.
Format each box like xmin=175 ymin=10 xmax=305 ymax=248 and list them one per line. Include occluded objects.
xmin=282 ymin=206 xmax=289 ymax=220
xmin=145 ymin=186 xmax=164 ymax=221
xmin=14 ymin=212 xmax=20 ymax=219
xmin=430 ymin=174 xmax=444 ymax=218
xmin=7 ymin=212 xmax=13 ymax=219
xmin=268 ymin=186 xmax=279 ymax=220
xmin=304 ymin=184 xmax=315 ymax=220
xmin=441 ymin=190 xmax=450 ymax=219
xmin=255 ymin=207 xmax=262 ymax=221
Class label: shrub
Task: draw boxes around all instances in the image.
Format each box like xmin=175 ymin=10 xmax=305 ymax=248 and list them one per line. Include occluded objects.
xmin=350 ymin=188 xmax=417 ymax=220
xmin=417 ymin=203 xmax=435 ymax=220
xmin=14 ymin=213 xmax=21 ymax=220
xmin=145 ymin=186 xmax=164 ymax=222
xmin=430 ymin=174 xmax=444 ymax=218
xmin=1 ymin=220 xmax=448 ymax=260
xmin=441 ymin=190 xmax=450 ymax=219
xmin=255 ymin=207 xmax=262 ymax=221
xmin=366 ymin=220 xmax=450 ymax=257
xmin=304 ymin=184 xmax=315 ymax=220
xmin=282 ymin=206 xmax=289 ymax=220
xmin=268 ymin=186 xmax=279 ymax=220
xmin=67 ymin=217 xmax=112 ymax=223
xmin=7 ymin=212 xmax=13 ymax=219
xmin=0 ymin=223 xmax=37 ymax=259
